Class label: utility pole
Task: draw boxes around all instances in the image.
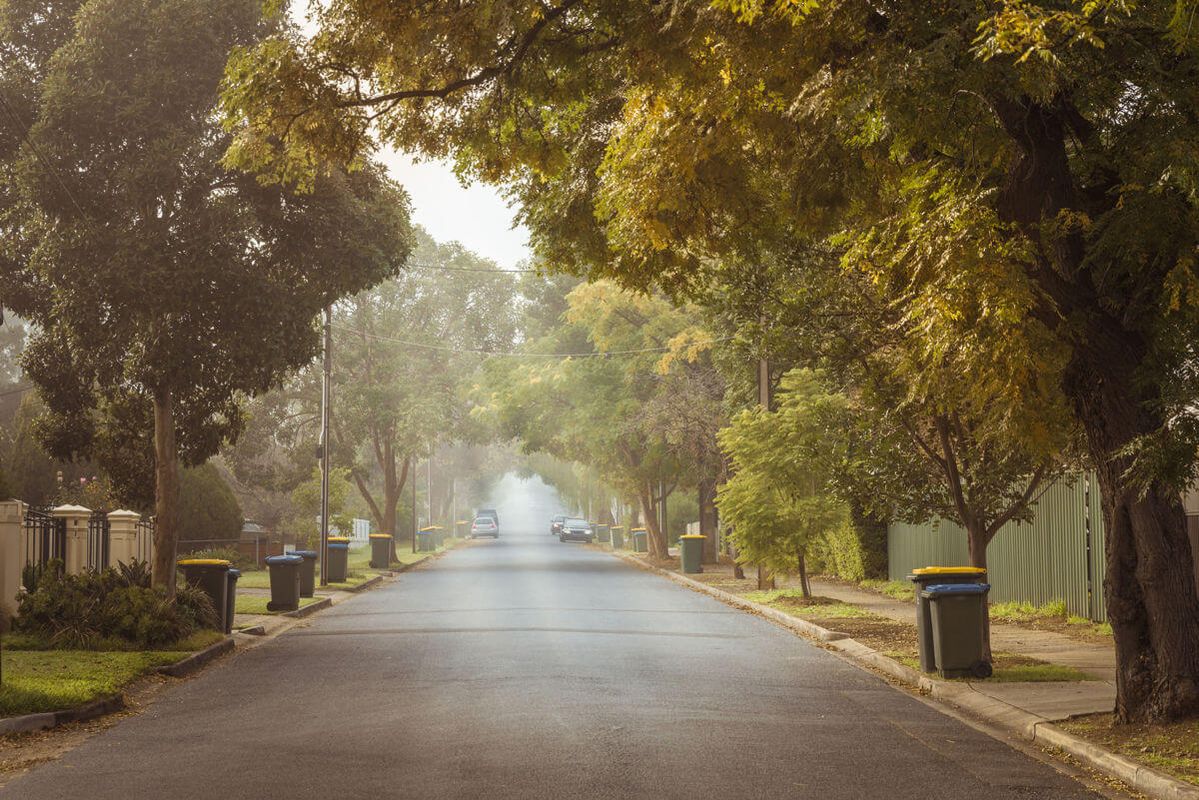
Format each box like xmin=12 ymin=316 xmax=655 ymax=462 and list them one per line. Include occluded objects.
xmin=755 ymin=320 xmax=774 ymax=589
xmin=411 ymin=458 xmax=418 ymax=554
xmin=319 ymin=305 xmax=331 ymax=586
xmin=427 ymin=451 xmax=434 ymax=528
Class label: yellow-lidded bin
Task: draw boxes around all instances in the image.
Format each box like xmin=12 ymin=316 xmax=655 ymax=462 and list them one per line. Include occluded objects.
xmin=907 ymin=566 xmax=987 ymax=672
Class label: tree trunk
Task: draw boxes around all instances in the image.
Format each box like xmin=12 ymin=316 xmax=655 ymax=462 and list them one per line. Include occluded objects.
xmin=1071 ymin=352 xmax=1199 ymax=723
xmin=989 ymin=92 xmax=1199 ymax=722
xmin=757 ymin=564 xmax=775 ymax=591
xmin=638 ymin=484 xmax=668 ymax=559
xmin=797 ymin=551 xmax=811 ymax=599
xmin=152 ymin=386 xmax=180 ymax=595
xmin=698 ymin=478 xmax=719 ymax=564
xmin=965 ymin=521 xmax=993 ymax=663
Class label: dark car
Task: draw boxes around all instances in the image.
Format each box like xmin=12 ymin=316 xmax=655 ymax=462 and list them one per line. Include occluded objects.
xmin=559 ymin=517 xmax=593 ymax=543
xmin=550 ymin=515 xmax=566 ymax=536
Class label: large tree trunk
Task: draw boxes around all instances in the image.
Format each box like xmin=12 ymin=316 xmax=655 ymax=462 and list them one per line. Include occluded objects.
xmin=990 ymin=91 xmax=1199 ymax=722
xmin=1070 ymin=348 xmax=1199 ymax=723
xmin=638 ymin=484 xmax=668 ymax=559
xmin=152 ymin=386 xmax=180 ymax=595
xmin=698 ymin=478 xmax=719 ymax=563
xmin=965 ymin=521 xmax=993 ymax=663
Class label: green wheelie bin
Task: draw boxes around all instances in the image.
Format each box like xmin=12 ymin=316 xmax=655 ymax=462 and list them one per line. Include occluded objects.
xmin=908 ymin=566 xmax=986 ymax=672
xmin=177 ymin=559 xmax=231 ymax=631
xmin=416 ymin=527 xmax=436 ymax=552
xmin=596 ymin=524 xmax=611 ymax=544
xmin=326 ymin=537 xmax=351 ymax=583
xmin=923 ymin=583 xmax=993 ymax=679
xmin=264 ymin=554 xmax=302 ymax=612
xmin=225 ymin=568 xmax=240 ymax=633
xmin=292 ymin=549 xmax=317 ymax=597
xmin=610 ymin=526 xmax=625 ymax=549
xmin=631 ymin=528 xmax=648 ymax=553
xmin=369 ymin=534 xmax=393 ymax=568
xmin=679 ymin=534 xmax=705 ymax=574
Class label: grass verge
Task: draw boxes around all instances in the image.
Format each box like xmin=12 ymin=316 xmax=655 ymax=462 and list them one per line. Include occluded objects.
xmin=1 ymin=629 xmax=225 ymax=653
xmin=0 ymin=650 xmax=187 ymax=717
xmin=1061 ymin=713 xmax=1199 ymax=786
xmin=234 ymin=595 xmax=325 ymax=616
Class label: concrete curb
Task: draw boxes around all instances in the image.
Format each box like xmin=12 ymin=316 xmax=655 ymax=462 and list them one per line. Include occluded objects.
xmin=0 ymin=694 xmax=125 ymax=736
xmin=283 ymin=597 xmax=333 ymax=619
xmin=344 ymin=575 xmax=384 ymax=592
xmin=157 ymin=636 xmax=236 ymax=678
xmin=609 ymin=550 xmax=1199 ymax=800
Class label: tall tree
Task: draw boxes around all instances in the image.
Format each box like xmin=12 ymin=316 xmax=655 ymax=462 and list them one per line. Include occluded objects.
xmin=0 ymin=0 xmax=411 ymax=591
xmin=330 ymin=230 xmax=518 ymax=550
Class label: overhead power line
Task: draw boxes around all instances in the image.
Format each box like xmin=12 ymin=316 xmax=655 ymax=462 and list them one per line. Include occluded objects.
xmin=329 ymin=323 xmax=730 ymax=358
xmin=404 ymin=261 xmax=542 ymax=274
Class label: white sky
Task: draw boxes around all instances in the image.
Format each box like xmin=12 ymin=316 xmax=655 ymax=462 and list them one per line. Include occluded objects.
xmin=377 ymin=149 xmax=532 ymax=269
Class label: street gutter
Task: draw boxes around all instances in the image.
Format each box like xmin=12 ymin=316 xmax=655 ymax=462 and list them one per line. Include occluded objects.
xmin=609 ymin=548 xmax=1199 ymax=800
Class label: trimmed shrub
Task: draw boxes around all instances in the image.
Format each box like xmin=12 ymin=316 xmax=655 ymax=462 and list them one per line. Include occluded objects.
xmin=15 ymin=560 xmax=208 ymax=649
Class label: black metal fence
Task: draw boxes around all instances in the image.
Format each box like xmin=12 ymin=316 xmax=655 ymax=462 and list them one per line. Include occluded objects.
xmin=23 ymin=506 xmax=66 ymax=567
xmin=87 ymin=510 xmax=110 ymax=571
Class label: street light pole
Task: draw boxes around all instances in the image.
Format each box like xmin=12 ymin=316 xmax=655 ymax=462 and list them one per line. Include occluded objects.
xmin=411 ymin=458 xmax=418 ymax=554
xmin=319 ymin=305 xmax=331 ymax=586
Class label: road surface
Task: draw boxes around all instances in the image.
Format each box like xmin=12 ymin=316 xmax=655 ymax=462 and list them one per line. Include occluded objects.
xmin=5 ymin=532 xmax=1106 ymax=799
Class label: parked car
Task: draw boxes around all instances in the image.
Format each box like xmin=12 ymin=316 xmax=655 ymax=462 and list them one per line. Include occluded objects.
xmin=550 ymin=515 xmax=566 ymax=536
xmin=476 ymin=508 xmax=499 ymax=533
xmin=559 ymin=517 xmax=593 ymax=543
xmin=470 ymin=516 xmax=499 ymax=539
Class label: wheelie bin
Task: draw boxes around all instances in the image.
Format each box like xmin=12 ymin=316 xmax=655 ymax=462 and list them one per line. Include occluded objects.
xmin=610 ymin=526 xmax=625 ymax=549
xmin=264 ymin=553 xmax=302 ymax=612
xmin=595 ymin=524 xmax=611 ymax=544
xmin=631 ymin=528 xmax=648 ymax=553
xmin=292 ymin=549 xmax=317 ymax=597
xmin=908 ymin=566 xmax=986 ymax=672
xmin=225 ymin=568 xmax=240 ymax=633
xmin=923 ymin=583 xmax=993 ymax=679
xmin=679 ymin=534 xmax=705 ymax=574
xmin=177 ymin=559 xmax=231 ymax=631
xmin=326 ymin=537 xmax=351 ymax=583
xmin=369 ymin=534 xmax=393 ymax=568
xmin=416 ymin=527 xmax=436 ymax=552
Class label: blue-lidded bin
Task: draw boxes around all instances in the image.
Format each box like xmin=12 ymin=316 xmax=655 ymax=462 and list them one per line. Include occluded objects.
xmin=264 ymin=554 xmax=303 ymax=612
xmin=920 ymin=582 xmax=992 ymax=679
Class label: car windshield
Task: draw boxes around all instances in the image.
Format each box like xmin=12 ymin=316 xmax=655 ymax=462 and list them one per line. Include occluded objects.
xmin=565 ymin=518 xmax=588 ymax=527
xmin=473 ymin=518 xmax=493 ymax=525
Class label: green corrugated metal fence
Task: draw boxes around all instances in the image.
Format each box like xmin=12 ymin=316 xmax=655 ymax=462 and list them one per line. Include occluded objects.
xmin=888 ymin=474 xmax=1108 ymax=622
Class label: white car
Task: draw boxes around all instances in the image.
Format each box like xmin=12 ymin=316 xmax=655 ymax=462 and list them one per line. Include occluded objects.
xmin=470 ymin=516 xmax=499 ymax=539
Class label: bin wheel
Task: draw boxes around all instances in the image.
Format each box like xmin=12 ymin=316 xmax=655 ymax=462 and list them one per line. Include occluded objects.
xmin=971 ymin=660 xmax=993 ymax=679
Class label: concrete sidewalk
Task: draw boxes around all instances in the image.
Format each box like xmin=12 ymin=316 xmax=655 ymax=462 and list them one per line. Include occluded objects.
xmin=808 ymin=578 xmax=1116 ymax=722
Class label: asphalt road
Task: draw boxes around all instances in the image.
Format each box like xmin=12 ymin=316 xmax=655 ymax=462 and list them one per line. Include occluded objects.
xmin=5 ymin=533 xmax=1104 ymax=799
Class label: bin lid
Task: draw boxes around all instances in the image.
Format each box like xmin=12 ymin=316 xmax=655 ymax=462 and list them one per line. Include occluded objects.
xmin=922 ymin=583 xmax=991 ymax=596
xmin=228 ymin=568 xmax=241 ymax=578
xmin=327 ymin=542 xmax=350 ymax=550
xmin=369 ymin=534 xmax=392 ymax=540
xmin=291 ymin=549 xmax=317 ymax=558
xmin=176 ymin=558 xmax=231 ymax=567
xmin=630 ymin=527 xmax=647 ymax=533
xmin=419 ymin=526 xmax=443 ymax=532
xmin=911 ymin=566 xmax=986 ymax=575
xmin=680 ymin=534 xmax=706 ymax=539
xmin=327 ymin=536 xmax=352 ymax=543
xmin=264 ymin=554 xmax=302 ymax=565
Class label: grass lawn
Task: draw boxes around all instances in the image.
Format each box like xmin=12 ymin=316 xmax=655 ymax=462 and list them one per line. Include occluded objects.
xmin=0 ymin=649 xmax=188 ymax=717
xmin=1061 ymin=714 xmax=1199 ymax=785
xmin=989 ymin=599 xmax=1114 ymax=640
xmin=729 ymin=588 xmax=1089 ymax=683
xmin=235 ymin=539 xmax=459 ymax=590
xmin=234 ymin=595 xmax=325 ymax=616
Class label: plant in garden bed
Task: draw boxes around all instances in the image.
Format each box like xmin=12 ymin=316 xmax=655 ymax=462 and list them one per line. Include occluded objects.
xmin=859 ymin=580 xmax=916 ymax=603
xmin=14 ymin=561 xmax=217 ymax=650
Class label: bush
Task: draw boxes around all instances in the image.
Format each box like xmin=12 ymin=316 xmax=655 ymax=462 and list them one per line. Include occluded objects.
xmin=15 ymin=559 xmax=210 ymax=649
